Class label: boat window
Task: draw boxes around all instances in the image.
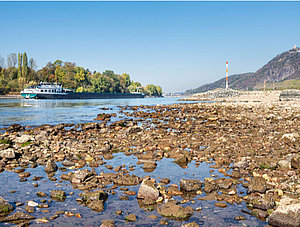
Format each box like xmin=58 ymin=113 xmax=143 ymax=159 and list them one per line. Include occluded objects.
xmin=41 ymin=90 xmax=44 ymax=92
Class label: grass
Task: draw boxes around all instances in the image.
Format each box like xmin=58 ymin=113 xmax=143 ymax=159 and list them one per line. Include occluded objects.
xmin=254 ymin=79 xmax=300 ymax=90
xmin=21 ymin=141 xmax=31 ymax=147
xmin=0 ymin=139 xmax=12 ymax=145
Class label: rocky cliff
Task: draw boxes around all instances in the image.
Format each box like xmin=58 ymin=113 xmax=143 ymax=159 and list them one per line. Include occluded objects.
xmin=186 ymin=47 xmax=300 ymax=94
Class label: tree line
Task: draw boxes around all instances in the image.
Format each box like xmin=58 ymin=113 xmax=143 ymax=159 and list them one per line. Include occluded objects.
xmin=0 ymin=53 xmax=162 ymax=96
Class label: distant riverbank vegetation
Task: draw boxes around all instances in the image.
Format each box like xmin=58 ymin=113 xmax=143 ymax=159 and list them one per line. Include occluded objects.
xmin=0 ymin=52 xmax=162 ymax=96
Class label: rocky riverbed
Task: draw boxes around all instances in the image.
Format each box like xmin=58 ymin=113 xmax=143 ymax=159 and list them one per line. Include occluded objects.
xmin=0 ymin=100 xmax=300 ymax=226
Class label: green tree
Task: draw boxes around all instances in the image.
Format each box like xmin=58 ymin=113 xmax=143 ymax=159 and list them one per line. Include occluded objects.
xmin=22 ymin=52 xmax=28 ymax=80
xmin=18 ymin=53 xmax=22 ymax=78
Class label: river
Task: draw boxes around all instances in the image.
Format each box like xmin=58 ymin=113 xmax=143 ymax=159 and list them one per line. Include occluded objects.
xmin=0 ymin=97 xmax=194 ymax=128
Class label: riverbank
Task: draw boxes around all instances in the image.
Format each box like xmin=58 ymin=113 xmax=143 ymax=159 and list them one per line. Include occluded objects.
xmin=0 ymin=98 xmax=299 ymax=226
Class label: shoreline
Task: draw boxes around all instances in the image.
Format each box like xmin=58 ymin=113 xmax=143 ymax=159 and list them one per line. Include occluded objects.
xmin=0 ymin=97 xmax=299 ymax=226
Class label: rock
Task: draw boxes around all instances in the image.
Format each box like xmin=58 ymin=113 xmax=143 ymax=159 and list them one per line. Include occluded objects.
xmin=28 ymin=201 xmax=38 ymax=207
xmin=174 ymin=155 xmax=188 ymax=165
xmin=80 ymin=190 xmax=108 ymax=212
xmin=62 ymin=160 xmax=75 ymax=167
xmin=113 ymin=174 xmax=139 ymax=186
xmin=87 ymin=200 xmax=104 ymax=212
xmin=35 ymin=217 xmax=49 ymax=223
xmin=50 ymin=190 xmax=66 ymax=202
xmin=269 ymin=197 xmax=300 ymax=227
xmin=0 ymin=149 xmax=15 ymax=159
xmin=0 ymin=196 xmax=14 ymax=215
xmin=234 ymin=216 xmax=246 ymax=221
xmin=0 ymin=212 xmax=34 ymax=222
xmin=125 ymin=213 xmax=137 ymax=222
xmin=291 ymin=156 xmax=300 ymax=169
xmin=44 ymin=160 xmax=58 ymax=173
xmin=215 ymin=202 xmax=227 ymax=208
xmin=160 ymin=178 xmax=170 ymax=185
xmin=25 ymin=205 xmax=35 ymax=213
xmin=137 ymin=178 xmax=159 ymax=201
xmin=248 ymin=177 xmax=267 ymax=194
xmin=142 ymin=161 xmax=157 ymax=172
xmin=181 ymin=222 xmax=200 ymax=227
xmin=248 ymin=194 xmax=275 ymax=210
xmin=70 ymin=169 xmax=93 ymax=184
xmin=37 ymin=192 xmax=47 ymax=197
xmin=15 ymin=135 xmax=32 ymax=144
xmin=180 ymin=179 xmax=203 ymax=192
xmin=100 ymin=220 xmax=115 ymax=227
xmin=157 ymin=202 xmax=194 ymax=220
xmin=232 ymin=157 xmax=249 ymax=169
xmin=6 ymin=124 xmax=24 ymax=133
xmin=278 ymin=160 xmax=291 ymax=169
xmin=279 ymin=89 xmax=300 ymax=101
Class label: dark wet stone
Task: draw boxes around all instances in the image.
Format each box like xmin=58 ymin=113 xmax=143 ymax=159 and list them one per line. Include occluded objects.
xmin=100 ymin=219 xmax=115 ymax=227
xmin=44 ymin=160 xmax=58 ymax=173
xmin=248 ymin=177 xmax=267 ymax=194
xmin=160 ymin=178 xmax=170 ymax=185
xmin=25 ymin=206 xmax=35 ymax=213
xmin=0 ymin=196 xmax=14 ymax=215
xmin=0 ymin=212 xmax=34 ymax=222
xmin=180 ymin=179 xmax=203 ymax=192
xmin=157 ymin=202 xmax=194 ymax=220
xmin=125 ymin=213 xmax=137 ymax=222
xmin=50 ymin=190 xmax=66 ymax=202
xmin=87 ymin=200 xmax=104 ymax=212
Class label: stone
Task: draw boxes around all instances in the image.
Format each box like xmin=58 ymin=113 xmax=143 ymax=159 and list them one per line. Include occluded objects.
xmin=157 ymin=202 xmax=194 ymax=220
xmin=232 ymin=157 xmax=249 ymax=169
xmin=44 ymin=160 xmax=58 ymax=173
xmin=70 ymin=169 xmax=93 ymax=184
xmin=0 ymin=212 xmax=34 ymax=222
xmin=50 ymin=190 xmax=66 ymax=202
xmin=100 ymin=220 xmax=115 ymax=227
xmin=180 ymin=179 xmax=203 ymax=192
xmin=215 ymin=202 xmax=227 ymax=208
xmin=181 ymin=222 xmax=200 ymax=227
xmin=125 ymin=213 xmax=137 ymax=222
xmin=279 ymin=89 xmax=300 ymax=101
xmin=137 ymin=178 xmax=159 ymax=201
xmin=278 ymin=160 xmax=291 ymax=169
xmin=0 ymin=196 xmax=14 ymax=215
xmin=15 ymin=135 xmax=32 ymax=144
xmin=269 ymin=197 xmax=300 ymax=227
xmin=248 ymin=177 xmax=266 ymax=194
xmin=291 ymin=156 xmax=300 ymax=169
xmin=0 ymin=149 xmax=15 ymax=159
xmin=80 ymin=190 xmax=108 ymax=212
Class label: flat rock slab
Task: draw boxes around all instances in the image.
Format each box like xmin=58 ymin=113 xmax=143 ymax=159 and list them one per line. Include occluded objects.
xmin=157 ymin=202 xmax=194 ymax=220
xmin=269 ymin=196 xmax=300 ymax=227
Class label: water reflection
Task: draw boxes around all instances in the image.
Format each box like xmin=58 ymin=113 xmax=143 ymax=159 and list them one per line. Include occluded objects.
xmin=0 ymin=98 xmax=196 ymax=128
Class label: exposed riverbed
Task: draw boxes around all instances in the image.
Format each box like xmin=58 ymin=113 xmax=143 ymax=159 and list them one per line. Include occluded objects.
xmin=0 ymin=97 xmax=299 ymax=226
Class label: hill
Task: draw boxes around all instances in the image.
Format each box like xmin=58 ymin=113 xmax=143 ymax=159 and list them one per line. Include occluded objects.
xmin=186 ymin=47 xmax=300 ymax=94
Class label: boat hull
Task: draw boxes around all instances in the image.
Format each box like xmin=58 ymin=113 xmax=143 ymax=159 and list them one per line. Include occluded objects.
xmin=21 ymin=92 xmax=144 ymax=99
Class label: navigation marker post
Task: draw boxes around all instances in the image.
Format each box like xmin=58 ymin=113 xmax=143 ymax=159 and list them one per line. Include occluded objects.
xmin=226 ymin=62 xmax=228 ymax=89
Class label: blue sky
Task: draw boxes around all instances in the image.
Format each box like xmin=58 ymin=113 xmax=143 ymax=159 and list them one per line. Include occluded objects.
xmin=0 ymin=2 xmax=300 ymax=92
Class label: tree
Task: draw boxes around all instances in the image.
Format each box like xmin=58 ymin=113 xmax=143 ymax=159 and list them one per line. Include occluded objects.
xmin=18 ymin=53 xmax=22 ymax=78
xmin=7 ymin=53 xmax=17 ymax=68
xmin=29 ymin=58 xmax=37 ymax=70
xmin=0 ymin=55 xmax=5 ymax=68
xmin=22 ymin=52 xmax=28 ymax=80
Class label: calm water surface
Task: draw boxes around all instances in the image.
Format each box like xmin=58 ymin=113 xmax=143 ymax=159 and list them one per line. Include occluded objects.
xmin=0 ymin=97 xmax=194 ymax=128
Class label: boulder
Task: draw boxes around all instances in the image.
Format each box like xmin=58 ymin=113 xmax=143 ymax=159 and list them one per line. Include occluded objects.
xmin=157 ymin=202 xmax=194 ymax=220
xmin=180 ymin=179 xmax=203 ymax=192
xmin=137 ymin=178 xmax=159 ymax=200
xmin=269 ymin=197 xmax=300 ymax=227
xmin=44 ymin=160 xmax=58 ymax=173
xmin=248 ymin=177 xmax=266 ymax=194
